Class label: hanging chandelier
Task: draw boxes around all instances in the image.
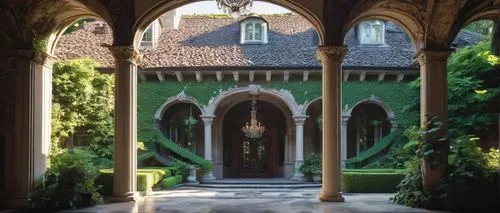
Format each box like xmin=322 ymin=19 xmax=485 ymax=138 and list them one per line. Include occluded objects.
xmin=242 ymin=100 xmax=265 ymax=139
xmin=216 ymin=0 xmax=253 ymax=17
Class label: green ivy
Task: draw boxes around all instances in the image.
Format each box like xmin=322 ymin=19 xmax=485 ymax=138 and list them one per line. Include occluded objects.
xmin=138 ymin=80 xmax=418 ymax=142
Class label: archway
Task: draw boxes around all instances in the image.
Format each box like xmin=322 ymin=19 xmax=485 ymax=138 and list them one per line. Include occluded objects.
xmin=209 ymin=86 xmax=296 ymax=179
xmin=222 ymin=100 xmax=286 ymax=178
xmin=304 ymin=98 xmax=322 ymax=156
xmin=346 ymin=103 xmax=392 ymax=158
xmin=158 ymin=103 xmax=204 ymax=157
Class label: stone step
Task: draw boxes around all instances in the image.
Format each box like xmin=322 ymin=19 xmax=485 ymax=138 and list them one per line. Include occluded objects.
xmin=184 ymin=183 xmax=321 ymax=189
xmin=200 ymin=179 xmax=318 ymax=185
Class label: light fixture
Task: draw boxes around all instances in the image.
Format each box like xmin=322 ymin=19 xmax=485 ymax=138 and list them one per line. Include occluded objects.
xmin=242 ymin=100 xmax=265 ymax=139
xmin=216 ymin=0 xmax=253 ymax=17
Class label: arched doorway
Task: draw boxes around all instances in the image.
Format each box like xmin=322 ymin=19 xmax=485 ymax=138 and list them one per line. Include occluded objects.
xmin=158 ymin=103 xmax=204 ymax=156
xmin=304 ymin=98 xmax=322 ymax=155
xmin=223 ymin=100 xmax=286 ymax=178
xmin=347 ymin=103 xmax=391 ymax=158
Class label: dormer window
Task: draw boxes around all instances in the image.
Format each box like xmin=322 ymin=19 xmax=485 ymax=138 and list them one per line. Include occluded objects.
xmin=358 ymin=20 xmax=385 ymax=45
xmin=141 ymin=22 xmax=158 ymax=47
xmin=240 ymin=17 xmax=268 ymax=44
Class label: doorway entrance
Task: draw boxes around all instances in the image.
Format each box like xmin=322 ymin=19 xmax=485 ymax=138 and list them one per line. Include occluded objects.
xmin=223 ymin=100 xmax=286 ymax=178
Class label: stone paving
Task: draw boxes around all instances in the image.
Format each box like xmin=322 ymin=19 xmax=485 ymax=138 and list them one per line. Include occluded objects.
xmin=63 ymin=187 xmax=444 ymax=213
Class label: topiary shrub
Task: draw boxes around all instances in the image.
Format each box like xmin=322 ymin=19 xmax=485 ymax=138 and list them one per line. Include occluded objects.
xmin=96 ymin=168 xmax=168 ymax=197
xmin=343 ymin=169 xmax=407 ymax=193
xmin=161 ymin=177 xmax=179 ymax=189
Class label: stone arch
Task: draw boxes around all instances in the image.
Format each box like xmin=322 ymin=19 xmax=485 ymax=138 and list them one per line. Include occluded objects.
xmin=204 ymin=85 xmax=300 ymax=117
xmin=343 ymin=7 xmax=425 ymax=50
xmin=345 ymin=96 xmax=395 ymax=119
xmin=205 ymin=85 xmax=299 ymax=179
xmin=43 ymin=0 xmax=114 ymax=55
xmin=344 ymin=96 xmax=397 ymax=131
xmin=154 ymin=91 xmax=205 ymax=121
xmin=131 ymin=0 xmax=326 ymax=48
xmin=302 ymin=97 xmax=322 ymax=115
xmin=448 ymin=8 xmax=500 ymax=45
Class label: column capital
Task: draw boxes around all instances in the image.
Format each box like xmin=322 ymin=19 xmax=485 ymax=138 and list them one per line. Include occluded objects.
xmin=341 ymin=116 xmax=350 ymax=125
xmin=0 ymin=49 xmax=57 ymax=65
xmin=201 ymin=115 xmax=215 ymax=125
xmin=414 ymin=49 xmax=452 ymax=65
xmin=293 ymin=115 xmax=308 ymax=125
xmin=104 ymin=45 xmax=143 ymax=65
xmin=316 ymin=45 xmax=348 ymax=62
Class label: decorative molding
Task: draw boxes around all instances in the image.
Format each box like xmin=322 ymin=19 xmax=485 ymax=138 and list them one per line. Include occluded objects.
xmin=201 ymin=115 xmax=215 ymax=126
xmin=293 ymin=115 xmax=308 ymax=125
xmin=414 ymin=49 xmax=452 ymax=65
xmin=316 ymin=46 xmax=348 ymax=62
xmin=104 ymin=45 xmax=143 ymax=65
xmin=204 ymin=84 xmax=300 ymax=117
xmin=154 ymin=91 xmax=205 ymax=120
xmin=344 ymin=95 xmax=396 ymax=120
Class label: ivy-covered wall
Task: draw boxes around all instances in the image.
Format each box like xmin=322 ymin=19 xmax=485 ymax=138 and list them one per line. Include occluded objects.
xmin=137 ymin=80 xmax=418 ymax=140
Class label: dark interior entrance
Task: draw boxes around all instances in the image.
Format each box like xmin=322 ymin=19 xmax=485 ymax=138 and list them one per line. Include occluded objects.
xmin=223 ymin=100 xmax=286 ymax=178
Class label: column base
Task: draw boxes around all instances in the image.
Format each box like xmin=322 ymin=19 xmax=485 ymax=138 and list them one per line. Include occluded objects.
xmin=291 ymin=172 xmax=307 ymax=182
xmin=110 ymin=192 xmax=141 ymax=203
xmin=319 ymin=191 xmax=345 ymax=202
xmin=201 ymin=171 xmax=216 ymax=182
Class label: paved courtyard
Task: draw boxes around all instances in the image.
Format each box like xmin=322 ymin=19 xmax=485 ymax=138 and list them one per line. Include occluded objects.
xmin=63 ymin=187 xmax=443 ymax=213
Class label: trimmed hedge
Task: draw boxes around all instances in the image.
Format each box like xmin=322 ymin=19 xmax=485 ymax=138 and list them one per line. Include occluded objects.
xmin=342 ymin=169 xmax=407 ymax=193
xmin=96 ymin=168 xmax=171 ymax=196
xmin=161 ymin=175 xmax=184 ymax=189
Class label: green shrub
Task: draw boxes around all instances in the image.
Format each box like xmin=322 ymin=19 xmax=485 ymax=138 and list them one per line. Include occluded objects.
xmin=299 ymin=153 xmax=322 ymax=176
xmin=343 ymin=170 xmax=407 ymax=193
xmin=393 ymin=137 xmax=500 ymax=211
xmin=161 ymin=177 xmax=178 ymax=189
xmin=174 ymin=175 xmax=184 ymax=184
xmin=29 ymin=150 xmax=102 ymax=210
xmin=96 ymin=168 xmax=168 ymax=197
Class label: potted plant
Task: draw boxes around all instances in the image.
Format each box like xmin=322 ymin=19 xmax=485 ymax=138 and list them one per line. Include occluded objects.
xmin=299 ymin=153 xmax=322 ymax=182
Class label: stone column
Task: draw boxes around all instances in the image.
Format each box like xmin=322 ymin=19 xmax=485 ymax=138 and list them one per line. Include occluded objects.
xmin=292 ymin=115 xmax=307 ymax=181
xmin=2 ymin=50 xmax=54 ymax=208
xmin=201 ymin=115 xmax=216 ymax=181
xmin=107 ymin=46 xmax=142 ymax=202
xmin=341 ymin=115 xmax=350 ymax=168
xmin=415 ymin=49 xmax=451 ymax=190
xmin=317 ymin=45 xmax=347 ymax=202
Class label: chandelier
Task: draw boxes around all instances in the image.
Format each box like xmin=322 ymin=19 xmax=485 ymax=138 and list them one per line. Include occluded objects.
xmin=216 ymin=0 xmax=253 ymax=17
xmin=242 ymin=100 xmax=265 ymax=139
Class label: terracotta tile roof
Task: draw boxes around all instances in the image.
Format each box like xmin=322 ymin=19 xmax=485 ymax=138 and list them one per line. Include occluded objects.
xmin=54 ymin=14 xmax=482 ymax=69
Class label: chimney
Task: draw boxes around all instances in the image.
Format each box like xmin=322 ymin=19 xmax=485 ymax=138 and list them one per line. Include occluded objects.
xmin=159 ymin=9 xmax=181 ymax=30
xmin=93 ymin=22 xmax=108 ymax=34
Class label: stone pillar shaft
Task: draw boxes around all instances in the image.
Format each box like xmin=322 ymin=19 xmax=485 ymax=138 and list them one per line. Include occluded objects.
xmin=108 ymin=46 xmax=142 ymax=201
xmin=201 ymin=115 xmax=216 ymax=181
xmin=317 ymin=46 xmax=347 ymax=202
xmin=341 ymin=116 xmax=350 ymax=168
xmin=2 ymin=50 xmax=54 ymax=208
xmin=292 ymin=116 xmax=307 ymax=181
xmin=415 ymin=49 xmax=451 ymax=190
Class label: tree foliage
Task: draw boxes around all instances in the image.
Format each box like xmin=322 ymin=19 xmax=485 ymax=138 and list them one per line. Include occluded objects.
xmin=408 ymin=41 xmax=500 ymax=140
xmin=464 ymin=20 xmax=493 ymax=36
xmin=51 ymin=59 xmax=114 ymax=158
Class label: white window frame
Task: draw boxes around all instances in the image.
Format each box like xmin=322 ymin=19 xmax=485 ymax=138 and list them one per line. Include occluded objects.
xmin=358 ymin=20 xmax=385 ymax=45
xmin=141 ymin=22 xmax=156 ymax=47
xmin=240 ymin=19 xmax=268 ymax=44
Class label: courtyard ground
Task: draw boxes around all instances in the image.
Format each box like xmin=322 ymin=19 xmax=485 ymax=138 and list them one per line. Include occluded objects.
xmin=63 ymin=187 xmax=444 ymax=213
